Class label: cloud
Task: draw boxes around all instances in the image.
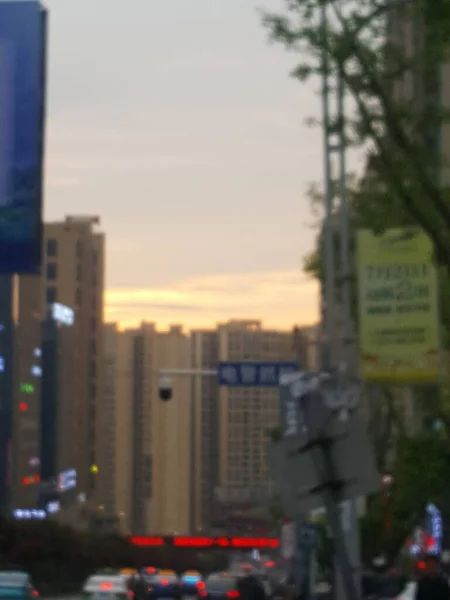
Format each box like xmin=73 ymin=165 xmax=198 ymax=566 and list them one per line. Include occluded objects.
xmin=46 ymin=152 xmax=217 ymax=173
xmin=107 ymin=302 xmax=208 ymax=313
xmin=45 ymin=176 xmax=81 ymax=189
xmin=105 ymin=269 xmax=319 ymax=329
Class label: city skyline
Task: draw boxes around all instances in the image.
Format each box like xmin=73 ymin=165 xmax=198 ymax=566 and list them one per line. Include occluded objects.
xmin=42 ymin=0 xmax=328 ymax=328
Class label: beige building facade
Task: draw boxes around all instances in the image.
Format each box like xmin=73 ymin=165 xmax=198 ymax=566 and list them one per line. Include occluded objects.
xmin=191 ymin=320 xmax=309 ymax=533
xmin=101 ymin=322 xmax=192 ymax=535
xmin=102 ymin=319 xmax=318 ymax=535
xmin=42 ymin=216 xmax=105 ymax=503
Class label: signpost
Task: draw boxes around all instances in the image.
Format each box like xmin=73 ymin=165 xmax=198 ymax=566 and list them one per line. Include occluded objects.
xmin=217 ymin=361 xmax=299 ymax=387
xmin=270 ymin=371 xmax=379 ymax=600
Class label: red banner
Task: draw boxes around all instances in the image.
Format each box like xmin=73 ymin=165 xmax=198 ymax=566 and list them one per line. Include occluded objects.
xmin=130 ymin=536 xmax=279 ymax=549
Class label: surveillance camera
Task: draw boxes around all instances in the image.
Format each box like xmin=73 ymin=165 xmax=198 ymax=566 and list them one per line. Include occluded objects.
xmin=159 ymin=375 xmax=173 ymax=401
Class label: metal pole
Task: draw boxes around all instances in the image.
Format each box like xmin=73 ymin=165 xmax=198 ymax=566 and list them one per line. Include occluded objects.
xmin=320 ymin=0 xmax=336 ymax=373
xmin=320 ymin=2 xmax=360 ymax=599
xmin=159 ymin=368 xmax=217 ymax=377
xmin=335 ymin=40 xmax=361 ymax=600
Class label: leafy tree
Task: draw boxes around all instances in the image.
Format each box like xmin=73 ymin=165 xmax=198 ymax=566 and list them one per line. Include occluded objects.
xmin=262 ymin=0 xmax=450 ymax=269
xmin=360 ymin=493 xmax=385 ymax=564
xmin=386 ymin=433 xmax=450 ymax=558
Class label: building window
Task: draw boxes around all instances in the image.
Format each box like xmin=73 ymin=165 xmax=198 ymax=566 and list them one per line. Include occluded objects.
xmin=76 ymin=240 xmax=82 ymax=258
xmin=46 ymin=238 xmax=57 ymax=257
xmin=46 ymin=262 xmax=57 ymax=281
xmin=76 ymin=263 xmax=81 ymax=283
xmin=75 ymin=288 xmax=81 ymax=306
xmin=46 ymin=286 xmax=57 ymax=305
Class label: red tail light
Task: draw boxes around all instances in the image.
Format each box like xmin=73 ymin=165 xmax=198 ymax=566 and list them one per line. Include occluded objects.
xmin=198 ymin=592 xmax=207 ymax=598
xmin=160 ymin=579 xmax=169 ymax=586
xmin=32 ymin=592 xmax=39 ymax=598
xmin=128 ymin=592 xmax=135 ymax=598
xmin=226 ymin=592 xmax=239 ymax=599
xmin=197 ymin=582 xmax=205 ymax=590
xmin=265 ymin=561 xmax=275 ymax=568
xmin=101 ymin=583 xmax=113 ymax=590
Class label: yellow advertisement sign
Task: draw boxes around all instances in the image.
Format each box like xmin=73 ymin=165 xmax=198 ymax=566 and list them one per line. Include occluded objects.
xmin=357 ymin=228 xmax=439 ymax=383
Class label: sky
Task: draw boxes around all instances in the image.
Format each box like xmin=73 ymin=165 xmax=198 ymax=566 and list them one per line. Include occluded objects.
xmin=43 ymin=0 xmax=326 ymax=330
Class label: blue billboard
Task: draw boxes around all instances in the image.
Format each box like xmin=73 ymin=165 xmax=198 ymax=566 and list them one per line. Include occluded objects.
xmin=0 ymin=1 xmax=47 ymax=273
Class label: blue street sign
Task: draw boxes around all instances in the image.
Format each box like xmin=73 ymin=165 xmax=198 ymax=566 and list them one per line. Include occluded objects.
xmin=218 ymin=361 xmax=299 ymax=387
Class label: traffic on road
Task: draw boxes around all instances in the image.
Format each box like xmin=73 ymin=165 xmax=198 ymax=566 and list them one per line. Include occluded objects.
xmin=0 ymin=556 xmax=287 ymax=600
xmin=0 ymin=552 xmax=440 ymax=600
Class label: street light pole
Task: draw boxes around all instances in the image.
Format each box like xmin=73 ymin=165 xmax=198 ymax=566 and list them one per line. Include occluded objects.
xmin=320 ymin=1 xmax=361 ymax=599
xmin=320 ymin=0 xmax=336 ymax=373
xmin=158 ymin=368 xmax=217 ymax=535
xmin=160 ymin=368 xmax=217 ymax=377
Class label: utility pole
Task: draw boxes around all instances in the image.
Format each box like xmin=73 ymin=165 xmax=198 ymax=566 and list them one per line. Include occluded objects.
xmin=320 ymin=1 xmax=361 ymax=598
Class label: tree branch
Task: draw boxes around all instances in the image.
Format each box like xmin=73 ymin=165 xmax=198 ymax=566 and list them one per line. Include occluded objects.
xmin=329 ymin=0 xmax=450 ymax=230
xmin=338 ymin=61 xmax=450 ymax=266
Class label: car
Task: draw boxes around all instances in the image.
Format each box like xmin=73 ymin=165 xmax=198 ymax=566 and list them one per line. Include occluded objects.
xmin=119 ymin=571 xmax=139 ymax=593
xmin=204 ymin=574 xmax=240 ymax=600
xmin=0 ymin=571 xmax=38 ymax=600
xmin=82 ymin=575 xmax=135 ymax=600
xmin=145 ymin=573 xmax=181 ymax=599
xmin=141 ymin=568 xmax=159 ymax=577
xmin=180 ymin=572 xmax=204 ymax=598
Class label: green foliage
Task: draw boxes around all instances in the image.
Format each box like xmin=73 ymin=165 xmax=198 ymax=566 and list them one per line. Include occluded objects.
xmin=261 ymin=0 xmax=450 ymax=266
xmin=358 ymin=433 xmax=450 ymax=563
xmin=360 ymin=494 xmax=385 ymax=564
xmin=386 ymin=433 xmax=450 ymax=556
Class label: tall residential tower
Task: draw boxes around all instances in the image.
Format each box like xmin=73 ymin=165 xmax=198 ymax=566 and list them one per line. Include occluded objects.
xmin=42 ymin=216 xmax=105 ymax=504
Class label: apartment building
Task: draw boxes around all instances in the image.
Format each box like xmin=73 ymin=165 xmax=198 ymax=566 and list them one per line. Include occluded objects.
xmin=0 ymin=273 xmax=44 ymax=512
xmin=42 ymin=216 xmax=105 ymax=503
xmin=12 ymin=275 xmax=42 ymax=509
xmin=191 ymin=320 xmax=305 ymax=532
xmin=101 ymin=323 xmax=192 ymax=535
xmin=101 ymin=324 xmax=134 ymax=532
xmin=39 ymin=301 xmax=80 ymax=523
xmin=191 ymin=330 xmax=219 ymax=532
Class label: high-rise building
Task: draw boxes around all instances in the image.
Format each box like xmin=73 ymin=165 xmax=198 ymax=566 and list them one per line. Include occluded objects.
xmin=12 ymin=275 xmax=43 ymax=510
xmin=151 ymin=324 xmax=192 ymax=534
xmin=100 ymin=323 xmax=134 ymax=532
xmin=101 ymin=322 xmax=192 ymax=535
xmin=42 ymin=216 xmax=105 ymax=503
xmin=0 ymin=274 xmax=44 ymax=513
xmin=190 ymin=329 xmax=219 ymax=532
xmin=191 ymin=320 xmax=302 ymax=533
xmin=39 ymin=302 xmax=79 ymax=523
